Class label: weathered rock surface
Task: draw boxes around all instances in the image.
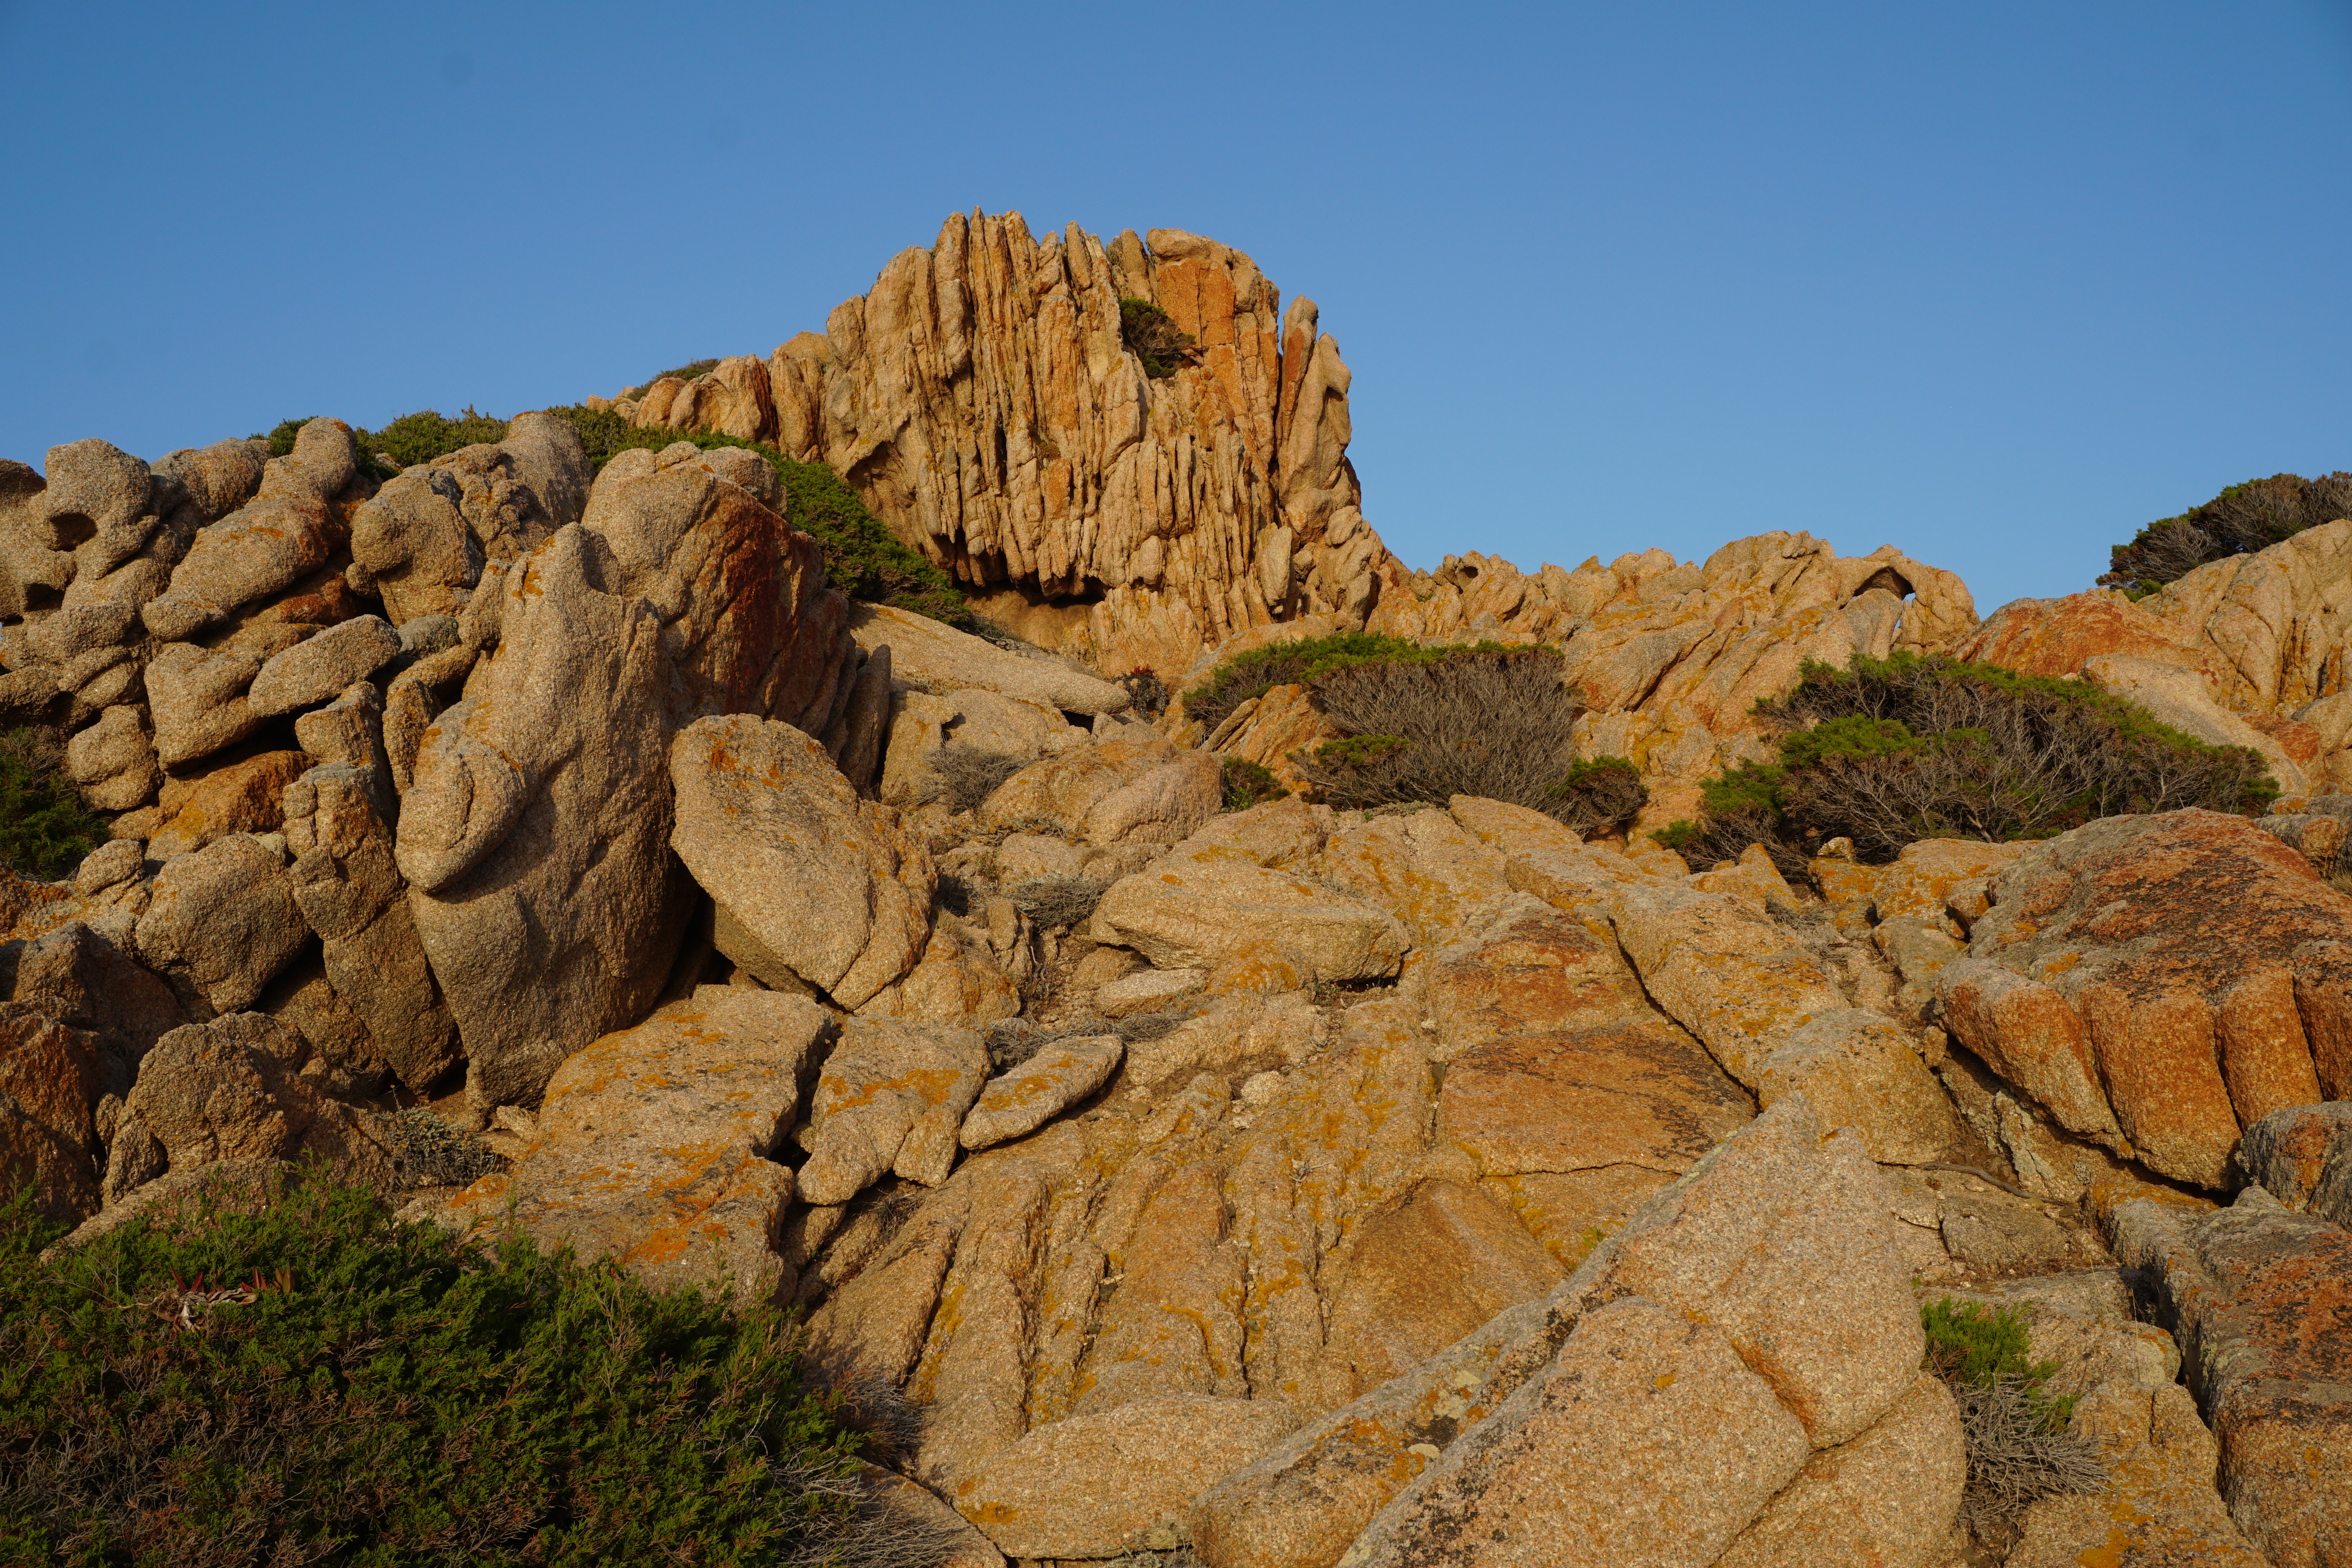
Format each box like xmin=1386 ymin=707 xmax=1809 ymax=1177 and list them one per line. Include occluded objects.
xmin=1095 ymin=827 xmax=1408 ymax=983
xmin=960 ymin=1035 xmax=1121 ymax=1149
xmin=2241 ymin=1101 xmax=2352 ymax=1223
xmin=439 ymin=988 xmax=828 ymax=1303
xmin=668 ymin=713 xmax=933 ymax=1008
xmin=131 ymin=834 xmax=308 ymax=1017
xmin=116 ymin=1012 xmax=390 ymax=1192
xmin=142 ymin=419 xmax=359 ymax=642
xmin=0 ymin=1005 xmax=103 ymax=1224
xmin=2105 ymin=1189 xmax=2352 ymax=1566
xmin=348 ymin=410 xmax=590 ymax=624
xmin=796 ymin=1017 xmax=990 ymax=1204
xmin=401 ymin=442 xmax=855 ymax=1114
xmin=1945 ymin=808 xmax=2352 ymax=1188
xmin=282 ymin=762 xmax=456 ymax=1094
xmin=956 ymin=1395 xmax=1302 ymax=1560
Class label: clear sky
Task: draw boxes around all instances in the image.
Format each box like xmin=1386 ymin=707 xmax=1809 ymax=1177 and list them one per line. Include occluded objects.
xmin=3 ymin=1 xmax=2347 ymax=616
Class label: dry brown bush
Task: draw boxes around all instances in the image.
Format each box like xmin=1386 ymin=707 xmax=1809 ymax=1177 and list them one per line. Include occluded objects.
xmin=931 ymin=743 xmax=1026 ymax=813
xmin=1293 ymin=648 xmax=1586 ymax=818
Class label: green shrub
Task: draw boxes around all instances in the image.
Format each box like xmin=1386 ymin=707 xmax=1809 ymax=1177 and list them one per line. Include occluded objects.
xmin=0 ymin=728 xmax=106 ymax=879
xmin=1118 ymin=299 xmax=1198 ymax=379
xmin=1921 ymin=1298 xmax=2104 ymax=1538
xmin=0 ymin=1172 xmax=867 ymax=1565
xmin=2099 ymin=470 xmax=2352 ymax=596
xmin=258 ymin=417 xmax=322 ymax=457
xmin=1293 ymin=647 xmax=1586 ymax=819
xmin=1653 ymin=651 xmax=2277 ymax=871
xmin=1220 ymin=756 xmax=1289 ymax=811
xmin=358 ymin=406 xmax=510 ymax=470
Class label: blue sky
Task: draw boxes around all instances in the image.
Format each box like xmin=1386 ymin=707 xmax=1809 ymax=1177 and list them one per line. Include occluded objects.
xmin=2 ymin=1 xmax=2347 ymax=614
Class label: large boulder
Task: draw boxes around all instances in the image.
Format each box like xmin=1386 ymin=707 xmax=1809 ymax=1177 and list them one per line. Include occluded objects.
xmin=978 ymin=731 xmax=1217 ymax=845
xmin=848 ymin=604 xmax=1132 ymax=717
xmin=399 ymin=442 xmax=855 ymax=1114
xmin=667 ymin=714 xmax=933 ymax=1008
xmin=282 ymin=763 xmax=458 ymax=1094
xmin=1942 ymin=809 xmax=2352 ymax=1188
xmin=437 ymin=988 xmax=828 ymax=1303
xmin=113 ymin=1012 xmax=390 ymax=1197
xmin=131 ymin=834 xmax=309 ymax=1017
xmin=1094 ymin=832 xmax=1408 ymax=984
xmin=0 ymin=1006 xmax=103 ymax=1225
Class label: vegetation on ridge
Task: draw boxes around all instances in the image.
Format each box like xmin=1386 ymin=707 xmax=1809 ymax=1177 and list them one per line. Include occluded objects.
xmin=0 ymin=1172 xmax=876 ymax=1566
xmin=1653 ymin=650 xmax=2277 ymax=872
xmin=2099 ymin=470 xmax=2352 ymax=597
xmin=1118 ymin=298 xmax=1198 ymax=379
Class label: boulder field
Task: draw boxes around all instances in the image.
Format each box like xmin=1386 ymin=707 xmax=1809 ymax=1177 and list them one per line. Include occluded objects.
xmin=5 ymin=213 xmax=2352 ymax=1566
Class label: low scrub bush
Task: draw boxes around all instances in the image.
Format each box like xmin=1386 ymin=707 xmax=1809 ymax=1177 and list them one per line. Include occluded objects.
xmin=359 ymin=406 xmax=510 ymax=470
xmin=1007 ymin=875 xmax=1110 ymax=931
xmin=0 ymin=728 xmax=106 ymax=878
xmin=1292 ymin=647 xmax=1586 ymax=819
xmin=1118 ymin=299 xmax=1198 ymax=379
xmin=1653 ymin=651 xmax=2277 ymax=872
xmin=0 ymin=1172 xmax=868 ymax=1565
xmin=1119 ymin=666 xmax=1170 ymax=720
xmin=386 ymin=1107 xmax=502 ymax=1188
xmin=1182 ymin=631 xmax=1509 ymax=736
xmin=1922 ymin=1298 xmax=2104 ymax=1538
xmin=1221 ymin=756 xmax=1289 ymax=811
xmin=2099 ymin=470 xmax=2352 ymax=596
xmin=932 ymin=744 xmax=1026 ymax=813
xmin=1548 ymin=755 xmax=1647 ymax=835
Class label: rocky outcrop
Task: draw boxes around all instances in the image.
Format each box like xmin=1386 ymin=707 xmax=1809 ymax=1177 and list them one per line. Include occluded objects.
xmin=2105 ymin=1186 xmax=2352 ymax=1566
xmin=1191 ymin=1099 xmax=1955 ymax=1568
xmin=1939 ymin=809 xmax=2352 ymax=1189
xmin=436 ymin=988 xmax=830 ymax=1304
xmin=400 ymin=441 xmax=857 ymax=1114
xmin=616 ymin=213 xmax=1385 ymax=681
xmin=1197 ymin=532 xmax=1979 ymax=835
xmin=348 ymin=410 xmax=590 ymax=623
xmin=1955 ymin=519 xmax=2352 ymax=791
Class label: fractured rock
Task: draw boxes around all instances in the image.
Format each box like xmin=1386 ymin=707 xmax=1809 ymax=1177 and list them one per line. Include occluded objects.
xmin=960 ymin=1035 xmax=1122 ymax=1149
xmin=668 ymin=713 xmax=933 ymax=1008
xmin=797 ymin=1017 xmax=990 ymax=1204
xmin=438 ymin=988 xmax=828 ymax=1303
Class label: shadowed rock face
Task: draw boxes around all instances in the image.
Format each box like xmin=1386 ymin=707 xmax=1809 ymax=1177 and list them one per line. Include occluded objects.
xmin=1943 ymin=808 xmax=2352 ymax=1188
